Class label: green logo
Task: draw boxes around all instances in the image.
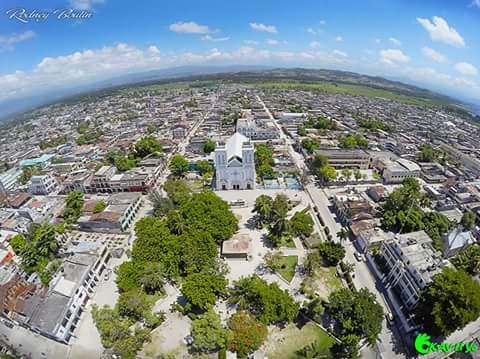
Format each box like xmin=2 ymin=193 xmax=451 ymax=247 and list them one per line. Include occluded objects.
xmin=414 ymin=333 xmax=478 ymax=355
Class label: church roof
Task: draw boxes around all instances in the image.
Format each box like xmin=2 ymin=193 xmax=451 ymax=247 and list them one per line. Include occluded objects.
xmin=226 ymin=132 xmax=249 ymax=160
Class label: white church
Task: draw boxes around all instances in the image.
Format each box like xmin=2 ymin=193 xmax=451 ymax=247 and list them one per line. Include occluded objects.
xmin=214 ymin=132 xmax=256 ymax=190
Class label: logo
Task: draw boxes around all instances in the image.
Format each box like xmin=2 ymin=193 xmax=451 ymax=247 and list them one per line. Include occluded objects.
xmin=414 ymin=333 xmax=478 ymax=355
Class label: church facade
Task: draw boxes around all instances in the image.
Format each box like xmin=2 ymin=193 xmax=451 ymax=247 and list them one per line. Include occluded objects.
xmin=214 ymin=132 xmax=256 ymax=190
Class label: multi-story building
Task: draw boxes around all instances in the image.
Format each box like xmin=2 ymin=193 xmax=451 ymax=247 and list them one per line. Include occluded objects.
xmin=28 ymin=175 xmax=59 ymax=195
xmin=215 ymin=132 xmax=256 ymax=190
xmin=0 ymin=167 xmax=22 ymax=192
xmin=440 ymin=143 xmax=480 ymax=176
xmin=383 ymin=158 xmax=421 ymax=184
xmin=90 ymin=166 xmax=116 ymax=193
xmin=313 ymin=149 xmax=371 ymax=169
xmin=380 ymin=231 xmax=448 ymax=310
xmin=236 ymin=118 xmax=278 ymax=140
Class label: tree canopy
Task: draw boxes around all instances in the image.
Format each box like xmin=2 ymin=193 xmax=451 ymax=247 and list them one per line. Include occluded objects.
xmin=63 ymin=189 xmax=84 ymax=224
xmin=227 ymin=311 xmax=268 ymax=358
xmin=163 ymin=179 xmax=192 ymax=206
xmin=451 ymin=244 xmax=480 ymax=275
xmin=416 ymin=267 xmax=480 ymax=336
xmin=170 ymin=154 xmax=189 ymax=177
xmin=461 ymin=211 xmax=476 ymax=230
xmin=230 ymin=275 xmax=299 ymax=324
xmin=318 ymin=241 xmax=345 ymax=266
xmin=290 ymin=209 xmax=314 ymax=238
xmin=191 ymin=309 xmax=231 ymax=352
xmin=255 ymin=144 xmax=275 ymax=178
xmin=181 ymin=272 xmax=227 ymax=312
xmin=133 ymin=136 xmax=163 ymax=158
xmin=203 ymin=140 xmax=216 ymax=154
xmin=326 ymin=288 xmax=384 ymax=345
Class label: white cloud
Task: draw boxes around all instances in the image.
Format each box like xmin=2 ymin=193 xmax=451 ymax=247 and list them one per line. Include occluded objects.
xmin=455 ymin=62 xmax=478 ymax=76
xmin=389 ymin=37 xmax=402 ymax=46
xmin=243 ymin=40 xmax=259 ymax=45
xmin=319 ymin=20 xmax=326 ymax=26
xmin=266 ymin=39 xmax=279 ymax=45
xmin=249 ymin=22 xmax=277 ymax=33
xmin=335 ymin=36 xmax=343 ymax=42
xmin=201 ymin=35 xmax=229 ymax=42
xmin=69 ymin=0 xmax=105 ymax=10
xmin=309 ymin=41 xmax=321 ymax=49
xmin=470 ymin=0 xmax=480 ymax=8
xmin=417 ymin=16 xmax=465 ymax=47
xmin=0 ymin=31 xmax=36 ymax=50
xmin=307 ymin=27 xmax=317 ymax=35
xmin=380 ymin=49 xmax=410 ymax=64
xmin=421 ymin=47 xmax=448 ymax=64
xmin=169 ymin=21 xmax=210 ymax=34
xmin=333 ymin=49 xmax=348 ymax=57
xmin=375 ymin=38 xmax=381 ymax=44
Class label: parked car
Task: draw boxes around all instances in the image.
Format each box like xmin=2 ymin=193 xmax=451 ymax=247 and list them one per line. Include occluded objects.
xmin=354 ymin=252 xmax=363 ymax=262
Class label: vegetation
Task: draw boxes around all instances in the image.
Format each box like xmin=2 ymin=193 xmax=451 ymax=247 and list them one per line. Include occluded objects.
xmin=461 ymin=211 xmax=476 ymax=230
xmin=230 ymin=275 xmax=299 ymax=324
xmin=252 ymin=194 xmax=274 ymax=227
xmin=255 ymin=144 xmax=275 ymax=178
xmin=133 ymin=136 xmax=163 ymax=158
xmin=39 ymin=134 xmax=67 ymax=150
xmin=196 ymin=159 xmax=213 ymax=178
xmin=63 ymin=189 xmax=85 ymax=224
xmin=451 ymin=244 xmax=480 ymax=275
xmin=149 ymin=191 xmax=175 ymax=217
xmin=77 ymin=129 xmax=103 ymax=144
xmin=290 ymin=209 xmax=314 ymax=238
xmin=357 ymin=118 xmax=391 ymax=132
xmin=203 ymin=140 xmax=216 ymax=154
xmin=191 ymin=309 xmax=231 ymax=352
xmin=169 ymin=154 xmax=189 ymax=177
xmin=17 ymin=165 xmax=41 ymax=185
xmin=92 ymin=200 xmax=107 ymax=213
xmin=227 ymin=311 xmax=268 ymax=358
xmin=312 ymin=154 xmax=337 ymax=183
xmin=181 ymin=272 xmax=227 ymax=312
xmin=326 ymin=288 xmax=384 ymax=345
xmin=417 ymin=143 xmax=436 ymax=162
xmin=163 ymin=179 xmax=192 ymax=206
xmin=318 ymin=241 xmax=346 ymax=266
xmin=301 ymin=138 xmax=320 ymax=153
xmin=338 ymin=134 xmax=369 ymax=149
xmin=265 ymin=253 xmax=298 ymax=282
xmin=416 ymin=267 xmax=480 ymax=336
xmin=304 ymin=115 xmax=336 ymax=130
xmin=330 ymin=334 xmax=360 ymax=359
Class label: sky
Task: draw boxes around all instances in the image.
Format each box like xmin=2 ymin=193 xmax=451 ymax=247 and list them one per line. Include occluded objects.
xmin=1 ymin=0 xmax=480 ymax=106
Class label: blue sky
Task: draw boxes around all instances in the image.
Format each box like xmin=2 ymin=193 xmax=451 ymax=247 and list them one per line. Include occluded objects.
xmin=1 ymin=0 xmax=480 ymax=105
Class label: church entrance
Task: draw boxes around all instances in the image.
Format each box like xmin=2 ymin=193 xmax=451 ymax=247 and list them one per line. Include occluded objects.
xmin=247 ymin=184 xmax=251 ymax=189
xmin=232 ymin=184 xmax=240 ymax=190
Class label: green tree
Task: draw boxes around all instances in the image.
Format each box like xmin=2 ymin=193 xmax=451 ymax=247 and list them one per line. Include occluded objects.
xmin=140 ymin=262 xmax=165 ymax=294
xmin=196 ymin=160 xmax=213 ymax=176
xmin=191 ymin=309 xmax=231 ymax=352
xmin=416 ymin=268 xmax=480 ymax=336
xmin=230 ymin=275 xmax=299 ymax=324
xmin=326 ymin=288 xmax=384 ymax=345
xmin=116 ymin=288 xmax=152 ymax=321
xmin=17 ymin=166 xmax=41 ymax=185
xmin=174 ymin=191 xmax=238 ymax=244
xmin=337 ymin=228 xmax=349 ymax=242
xmin=92 ymin=200 xmax=107 ymax=213
xmin=353 ymin=169 xmax=362 ymax=181
xmin=297 ymin=126 xmax=307 ymax=136
xmin=116 ymin=261 xmax=145 ymax=292
xmin=319 ymin=165 xmax=337 ymax=183
xmin=252 ymin=194 xmax=273 ymax=226
xmin=114 ymin=154 xmax=137 ymax=172
xmin=255 ymin=144 xmax=275 ymax=178
xmin=290 ymin=209 xmax=314 ymax=238
xmin=330 ymin=334 xmax=360 ymax=359
xmin=169 ymin=154 xmax=189 ymax=177
xmin=163 ymin=179 xmax=192 ymax=206
xmin=181 ymin=273 xmax=227 ymax=312
xmin=64 ymin=190 xmax=84 ymax=224
xmin=203 ymin=140 xmax=216 ymax=154
xmin=460 ymin=211 xmax=476 ymax=230
xmin=451 ymin=244 xmax=480 ymax=275
xmin=180 ymin=230 xmax=219 ymax=276
xmin=134 ymin=136 xmax=163 ymax=158
xmin=341 ymin=168 xmax=352 ymax=182
xmin=318 ymin=241 xmax=345 ymax=266
xmin=417 ymin=143 xmax=436 ymax=162
xmin=150 ymin=191 xmax=175 ymax=217
xmin=227 ymin=311 xmax=268 ymax=358
xmin=301 ymin=138 xmax=320 ymax=153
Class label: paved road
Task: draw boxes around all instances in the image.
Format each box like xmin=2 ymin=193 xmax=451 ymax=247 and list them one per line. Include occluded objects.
xmin=257 ymin=93 xmax=408 ymax=359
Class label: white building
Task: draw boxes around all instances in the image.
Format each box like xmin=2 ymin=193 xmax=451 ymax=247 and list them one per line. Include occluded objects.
xmin=237 ymin=118 xmax=278 ymax=140
xmin=215 ymin=132 xmax=256 ymax=190
xmin=383 ymin=158 xmax=421 ymax=184
xmin=28 ymin=174 xmax=59 ymax=195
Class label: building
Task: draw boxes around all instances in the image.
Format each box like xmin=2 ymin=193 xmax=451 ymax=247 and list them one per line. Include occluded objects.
xmin=18 ymin=242 xmax=109 ymax=343
xmin=214 ymin=132 xmax=256 ymax=190
xmin=236 ymin=118 xmax=279 ymax=140
xmin=221 ymin=233 xmax=252 ymax=259
xmin=90 ymin=166 xmax=116 ymax=193
xmin=172 ymin=122 xmax=188 ymax=139
xmin=333 ymin=191 xmax=374 ymax=226
xmin=440 ymin=143 xmax=480 ymax=176
xmin=28 ymin=175 xmax=59 ymax=195
xmin=383 ymin=158 xmax=421 ymax=184
xmin=441 ymin=227 xmax=475 ymax=258
xmin=19 ymin=154 xmax=55 ymax=169
xmin=380 ymin=231 xmax=448 ymax=310
xmin=0 ymin=168 xmax=22 ymax=192
xmin=77 ymin=192 xmax=142 ymax=233
xmin=313 ymin=149 xmax=371 ymax=169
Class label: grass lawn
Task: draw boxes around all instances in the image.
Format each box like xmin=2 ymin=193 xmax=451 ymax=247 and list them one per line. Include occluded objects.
xmin=301 ymin=264 xmax=343 ymax=300
xmin=262 ymin=322 xmax=335 ymax=359
xmin=276 ymin=255 xmax=298 ymax=283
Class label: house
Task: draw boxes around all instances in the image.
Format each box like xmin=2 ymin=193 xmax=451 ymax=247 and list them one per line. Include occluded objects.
xmin=367 ymin=186 xmax=387 ymax=202
xmin=77 ymin=192 xmax=142 ymax=233
xmin=214 ymin=132 xmax=256 ymax=190
xmin=441 ymin=227 xmax=475 ymax=258
xmin=172 ymin=122 xmax=188 ymax=139
xmin=222 ymin=233 xmax=252 ymax=259
xmin=383 ymin=158 xmax=421 ymax=184
xmin=28 ymin=175 xmax=59 ymax=195
xmin=313 ymin=149 xmax=371 ymax=170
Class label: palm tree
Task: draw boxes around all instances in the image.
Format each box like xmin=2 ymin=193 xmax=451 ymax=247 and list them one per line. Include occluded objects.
xmin=253 ymin=195 xmax=273 ymax=226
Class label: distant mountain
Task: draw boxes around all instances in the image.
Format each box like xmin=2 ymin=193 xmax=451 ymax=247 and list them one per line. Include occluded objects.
xmin=0 ymin=65 xmax=469 ymax=122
